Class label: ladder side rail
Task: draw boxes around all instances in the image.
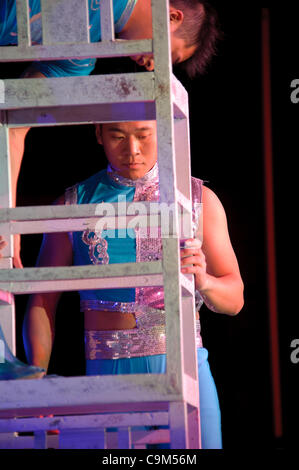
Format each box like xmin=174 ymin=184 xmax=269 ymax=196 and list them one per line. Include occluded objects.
xmin=151 ymin=0 xmax=199 ymax=448
xmin=100 ymin=0 xmax=115 ymax=42
xmin=16 ymin=0 xmax=31 ymax=47
xmin=175 ymin=115 xmax=201 ymax=387
xmin=151 ymin=0 xmax=197 ymax=400
xmin=151 ymin=0 xmax=188 ymax=449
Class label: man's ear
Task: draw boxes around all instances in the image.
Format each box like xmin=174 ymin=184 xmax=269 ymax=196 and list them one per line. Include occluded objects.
xmin=95 ymin=124 xmax=103 ymax=145
xmin=169 ymin=8 xmax=184 ymax=33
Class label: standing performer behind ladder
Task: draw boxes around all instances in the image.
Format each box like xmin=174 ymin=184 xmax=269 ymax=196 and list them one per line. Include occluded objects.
xmin=12 ymin=120 xmax=244 ymax=449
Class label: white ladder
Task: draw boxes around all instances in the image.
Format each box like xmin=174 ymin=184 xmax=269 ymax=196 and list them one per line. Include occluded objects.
xmin=0 ymin=0 xmax=201 ymax=449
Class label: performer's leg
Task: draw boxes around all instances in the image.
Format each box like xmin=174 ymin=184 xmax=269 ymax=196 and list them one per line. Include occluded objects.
xmin=86 ymin=355 xmax=167 ymax=446
xmin=197 ymin=348 xmax=222 ymax=449
xmin=86 ymin=350 xmax=222 ymax=449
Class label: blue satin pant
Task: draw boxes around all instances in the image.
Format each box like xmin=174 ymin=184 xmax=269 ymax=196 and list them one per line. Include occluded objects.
xmin=86 ymin=347 xmax=222 ymax=449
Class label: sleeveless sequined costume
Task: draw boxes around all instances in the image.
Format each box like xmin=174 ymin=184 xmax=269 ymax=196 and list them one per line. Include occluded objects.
xmin=65 ymin=164 xmax=222 ymax=449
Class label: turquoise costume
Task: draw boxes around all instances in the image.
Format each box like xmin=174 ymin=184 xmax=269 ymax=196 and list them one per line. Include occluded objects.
xmin=65 ymin=164 xmax=222 ymax=449
xmin=0 ymin=0 xmax=137 ymax=76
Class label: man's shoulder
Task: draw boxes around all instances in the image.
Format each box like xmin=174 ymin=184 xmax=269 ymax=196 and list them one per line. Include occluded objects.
xmin=61 ymin=169 xmax=107 ymax=205
xmin=72 ymin=169 xmax=107 ymax=191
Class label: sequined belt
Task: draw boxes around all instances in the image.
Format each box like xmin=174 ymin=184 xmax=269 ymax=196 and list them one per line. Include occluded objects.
xmin=82 ymin=300 xmax=203 ymax=360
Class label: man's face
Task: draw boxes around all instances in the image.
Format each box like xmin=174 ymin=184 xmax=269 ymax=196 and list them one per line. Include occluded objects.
xmin=96 ymin=121 xmax=158 ymax=180
xmin=131 ymin=34 xmax=196 ymax=71
xmin=128 ymin=5 xmax=196 ymax=71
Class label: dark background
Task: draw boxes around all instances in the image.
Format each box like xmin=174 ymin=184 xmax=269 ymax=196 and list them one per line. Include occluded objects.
xmin=1 ymin=4 xmax=298 ymax=449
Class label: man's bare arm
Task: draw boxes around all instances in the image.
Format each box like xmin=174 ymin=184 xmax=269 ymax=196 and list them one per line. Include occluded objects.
xmin=8 ymin=67 xmax=47 ymax=268
xmin=181 ymin=186 xmax=244 ymax=315
xmin=10 ymin=66 xmax=46 ymax=205
xmin=23 ymin=196 xmax=73 ymax=372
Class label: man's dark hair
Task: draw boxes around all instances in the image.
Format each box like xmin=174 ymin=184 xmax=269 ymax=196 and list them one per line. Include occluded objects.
xmin=171 ymin=0 xmax=223 ymax=78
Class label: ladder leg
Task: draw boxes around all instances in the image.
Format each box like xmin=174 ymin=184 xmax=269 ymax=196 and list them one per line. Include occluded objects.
xmin=34 ymin=431 xmax=48 ymax=449
xmin=0 ymin=125 xmax=16 ymax=355
xmin=188 ymin=404 xmax=201 ymax=449
xmin=169 ymin=401 xmax=189 ymax=449
xmin=118 ymin=427 xmax=132 ymax=449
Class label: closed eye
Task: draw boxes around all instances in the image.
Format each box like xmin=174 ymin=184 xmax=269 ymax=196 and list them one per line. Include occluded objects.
xmin=111 ymin=134 xmax=125 ymax=140
xmin=137 ymin=134 xmax=151 ymax=140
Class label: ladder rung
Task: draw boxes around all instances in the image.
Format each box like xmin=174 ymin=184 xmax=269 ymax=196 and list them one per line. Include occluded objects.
xmin=1 ymin=215 xmax=162 ymax=235
xmin=4 ymin=102 xmax=156 ymax=127
xmin=0 ymin=202 xmax=160 ymax=222
xmin=0 ymin=261 xmax=162 ymax=282
xmin=0 ymin=412 xmax=169 ymax=433
xmin=0 ymin=73 xmax=154 ymax=111
xmin=1 ymin=260 xmax=198 ymax=297
xmin=0 ymin=39 xmax=153 ymax=62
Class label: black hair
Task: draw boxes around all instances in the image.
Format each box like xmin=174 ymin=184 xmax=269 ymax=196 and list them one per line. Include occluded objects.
xmin=170 ymin=0 xmax=223 ymax=78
